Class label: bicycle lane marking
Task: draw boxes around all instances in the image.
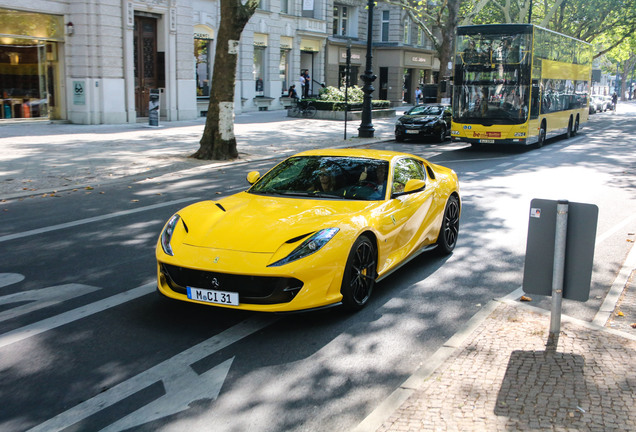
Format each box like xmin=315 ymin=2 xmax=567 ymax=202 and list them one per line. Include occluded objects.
xmin=27 ymin=314 xmax=277 ymax=432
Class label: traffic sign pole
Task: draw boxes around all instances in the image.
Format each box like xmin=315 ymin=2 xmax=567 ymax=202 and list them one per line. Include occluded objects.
xmin=549 ymin=200 xmax=569 ymax=342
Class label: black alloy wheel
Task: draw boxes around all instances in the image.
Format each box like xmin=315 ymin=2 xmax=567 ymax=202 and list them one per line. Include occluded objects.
xmin=438 ymin=125 xmax=447 ymax=143
xmin=436 ymin=195 xmax=460 ymax=254
xmin=341 ymin=235 xmax=377 ymax=311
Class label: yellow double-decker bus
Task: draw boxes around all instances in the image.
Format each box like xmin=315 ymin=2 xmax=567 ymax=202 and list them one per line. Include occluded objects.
xmin=451 ymin=24 xmax=593 ymax=148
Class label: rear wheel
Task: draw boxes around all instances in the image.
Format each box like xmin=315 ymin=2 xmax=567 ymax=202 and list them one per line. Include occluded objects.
xmin=436 ymin=195 xmax=460 ymax=255
xmin=573 ymin=116 xmax=579 ymax=136
xmin=341 ymin=235 xmax=377 ymax=311
xmin=304 ymin=106 xmax=317 ymax=118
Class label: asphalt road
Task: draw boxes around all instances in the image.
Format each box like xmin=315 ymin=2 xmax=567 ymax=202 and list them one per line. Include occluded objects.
xmin=1 ymin=110 xmax=635 ymax=431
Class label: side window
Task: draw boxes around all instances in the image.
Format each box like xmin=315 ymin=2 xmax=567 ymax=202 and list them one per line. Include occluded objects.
xmin=392 ymin=158 xmax=425 ymax=194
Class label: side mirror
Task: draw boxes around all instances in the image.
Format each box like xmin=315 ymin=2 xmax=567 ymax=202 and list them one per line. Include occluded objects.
xmin=403 ymin=179 xmax=426 ymax=194
xmin=246 ymin=171 xmax=260 ymax=184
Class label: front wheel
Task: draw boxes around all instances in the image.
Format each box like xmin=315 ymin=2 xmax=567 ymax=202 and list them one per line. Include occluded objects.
xmin=437 ymin=125 xmax=447 ymax=143
xmin=290 ymin=107 xmax=300 ymax=117
xmin=341 ymin=235 xmax=377 ymax=311
xmin=436 ymin=195 xmax=460 ymax=255
xmin=304 ymin=106 xmax=317 ymax=118
xmin=535 ymin=124 xmax=546 ymax=149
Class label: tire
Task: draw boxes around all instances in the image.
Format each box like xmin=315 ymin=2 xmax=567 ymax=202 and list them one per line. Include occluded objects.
xmin=437 ymin=125 xmax=447 ymax=143
xmin=566 ymin=118 xmax=572 ymax=139
xmin=304 ymin=106 xmax=317 ymax=118
xmin=535 ymin=124 xmax=546 ymax=148
xmin=341 ymin=235 xmax=377 ymax=311
xmin=395 ymin=134 xmax=405 ymax=142
xmin=573 ymin=116 xmax=579 ymax=136
xmin=290 ymin=107 xmax=300 ymax=117
xmin=436 ymin=195 xmax=460 ymax=255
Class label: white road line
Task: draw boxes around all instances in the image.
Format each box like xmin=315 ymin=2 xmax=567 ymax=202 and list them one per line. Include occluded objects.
xmin=0 ymin=283 xmax=155 ymax=349
xmin=28 ymin=315 xmax=276 ymax=432
xmin=594 ymin=213 xmax=636 ymax=245
xmin=0 ymin=197 xmax=198 ymax=244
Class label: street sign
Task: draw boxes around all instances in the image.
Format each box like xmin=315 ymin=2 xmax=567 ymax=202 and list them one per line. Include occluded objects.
xmin=523 ymin=199 xmax=598 ymax=301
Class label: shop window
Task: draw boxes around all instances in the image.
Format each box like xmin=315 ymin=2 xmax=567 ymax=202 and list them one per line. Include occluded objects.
xmin=254 ymin=46 xmax=266 ymax=96
xmin=195 ymin=38 xmax=212 ymax=97
xmin=280 ymin=49 xmax=290 ymax=94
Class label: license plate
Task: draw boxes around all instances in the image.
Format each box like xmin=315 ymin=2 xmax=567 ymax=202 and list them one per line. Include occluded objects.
xmin=406 ymin=130 xmax=419 ymax=134
xmin=480 ymin=139 xmax=495 ymax=143
xmin=187 ymin=287 xmax=239 ymax=306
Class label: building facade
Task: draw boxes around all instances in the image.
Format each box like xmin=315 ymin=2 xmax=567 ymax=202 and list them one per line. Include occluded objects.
xmin=0 ymin=0 xmax=440 ymax=125
xmin=325 ymin=1 xmax=440 ymax=107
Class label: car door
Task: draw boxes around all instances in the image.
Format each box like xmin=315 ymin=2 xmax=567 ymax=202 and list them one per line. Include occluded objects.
xmin=376 ymin=157 xmax=438 ymax=273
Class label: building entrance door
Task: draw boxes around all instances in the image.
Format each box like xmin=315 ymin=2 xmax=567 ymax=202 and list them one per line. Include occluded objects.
xmin=134 ymin=16 xmax=158 ymax=117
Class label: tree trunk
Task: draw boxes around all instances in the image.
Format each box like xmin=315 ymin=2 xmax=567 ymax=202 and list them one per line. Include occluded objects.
xmin=192 ymin=0 xmax=257 ymax=160
xmin=436 ymin=0 xmax=460 ymax=102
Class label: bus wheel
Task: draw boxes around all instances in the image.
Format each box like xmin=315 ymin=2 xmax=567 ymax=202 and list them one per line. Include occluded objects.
xmin=573 ymin=116 xmax=579 ymax=136
xmin=566 ymin=117 xmax=573 ymax=139
xmin=536 ymin=124 xmax=546 ymax=148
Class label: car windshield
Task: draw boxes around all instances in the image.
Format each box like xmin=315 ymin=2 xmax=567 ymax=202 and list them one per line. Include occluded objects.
xmin=249 ymin=156 xmax=390 ymax=201
xmin=407 ymin=105 xmax=444 ymax=116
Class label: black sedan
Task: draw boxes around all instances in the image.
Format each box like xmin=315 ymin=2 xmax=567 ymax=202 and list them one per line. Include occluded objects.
xmin=395 ymin=104 xmax=452 ymax=143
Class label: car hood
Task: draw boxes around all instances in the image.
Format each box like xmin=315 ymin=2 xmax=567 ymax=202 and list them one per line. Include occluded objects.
xmin=398 ymin=114 xmax=440 ymax=124
xmin=178 ymin=192 xmax=377 ymax=253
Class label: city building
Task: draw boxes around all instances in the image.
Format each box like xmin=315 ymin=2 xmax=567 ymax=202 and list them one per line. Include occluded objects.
xmin=0 ymin=0 xmax=441 ymax=125
xmin=325 ymin=1 xmax=441 ymax=106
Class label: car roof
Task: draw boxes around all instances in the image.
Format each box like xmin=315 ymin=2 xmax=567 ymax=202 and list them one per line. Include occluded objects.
xmin=292 ymin=148 xmax=422 ymax=162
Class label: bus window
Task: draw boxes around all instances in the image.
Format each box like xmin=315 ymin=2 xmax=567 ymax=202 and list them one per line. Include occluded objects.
xmin=530 ymin=80 xmax=540 ymax=119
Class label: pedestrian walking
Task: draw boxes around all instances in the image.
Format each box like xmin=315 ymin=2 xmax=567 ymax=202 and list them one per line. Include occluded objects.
xmin=303 ymin=70 xmax=311 ymax=98
xmin=415 ymin=86 xmax=422 ymax=105
xmin=612 ymin=92 xmax=618 ymax=113
xmin=299 ymin=72 xmax=306 ymax=100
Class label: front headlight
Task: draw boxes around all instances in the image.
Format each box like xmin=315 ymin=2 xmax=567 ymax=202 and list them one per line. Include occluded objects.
xmin=268 ymin=228 xmax=340 ymax=267
xmin=395 ymin=119 xmax=403 ymax=126
xmin=160 ymin=214 xmax=180 ymax=256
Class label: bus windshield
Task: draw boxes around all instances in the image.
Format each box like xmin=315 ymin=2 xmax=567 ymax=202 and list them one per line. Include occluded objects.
xmin=453 ymin=31 xmax=533 ymax=125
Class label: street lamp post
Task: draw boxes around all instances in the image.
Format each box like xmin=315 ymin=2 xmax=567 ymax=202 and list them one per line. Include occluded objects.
xmin=358 ymin=0 xmax=376 ymax=138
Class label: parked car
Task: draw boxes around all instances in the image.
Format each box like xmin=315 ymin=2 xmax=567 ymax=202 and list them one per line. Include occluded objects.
xmin=589 ymin=95 xmax=604 ymax=114
xmin=395 ymin=104 xmax=452 ymax=143
xmin=601 ymin=95 xmax=614 ymax=111
xmin=156 ymin=149 xmax=461 ymax=312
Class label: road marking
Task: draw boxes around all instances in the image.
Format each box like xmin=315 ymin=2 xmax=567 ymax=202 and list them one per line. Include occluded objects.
xmin=101 ymin=358 xmax=234 ymax=432
xmin=0 ymin=283 xmax=101 ymax=323
xmin=0 ymin=197 xmax=198 ymax=244
xmin=0 ymin=283 xmax=155 ymax=349
xmin=28 ymin=315 xmax=276 ymax=432
xmin=0 ymin=273 xmax=24 ymax=288
xmin=594 ymin=213 xmax=636 ymax=245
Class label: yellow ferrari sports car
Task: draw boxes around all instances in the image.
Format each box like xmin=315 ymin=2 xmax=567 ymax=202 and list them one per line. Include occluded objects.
xmin=156 ymin=148 xmax=460 ymax=312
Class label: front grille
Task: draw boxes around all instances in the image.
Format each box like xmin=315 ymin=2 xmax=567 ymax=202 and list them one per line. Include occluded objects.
xmin=160 ymin=263 xmax=304 ymax=305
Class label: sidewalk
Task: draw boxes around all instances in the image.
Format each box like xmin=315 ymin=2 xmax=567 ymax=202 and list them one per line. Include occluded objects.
xmin=2 ymin=104 xmax=636 ymax=431
xmin=0 ymin=109 xmax=400 ymax=200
